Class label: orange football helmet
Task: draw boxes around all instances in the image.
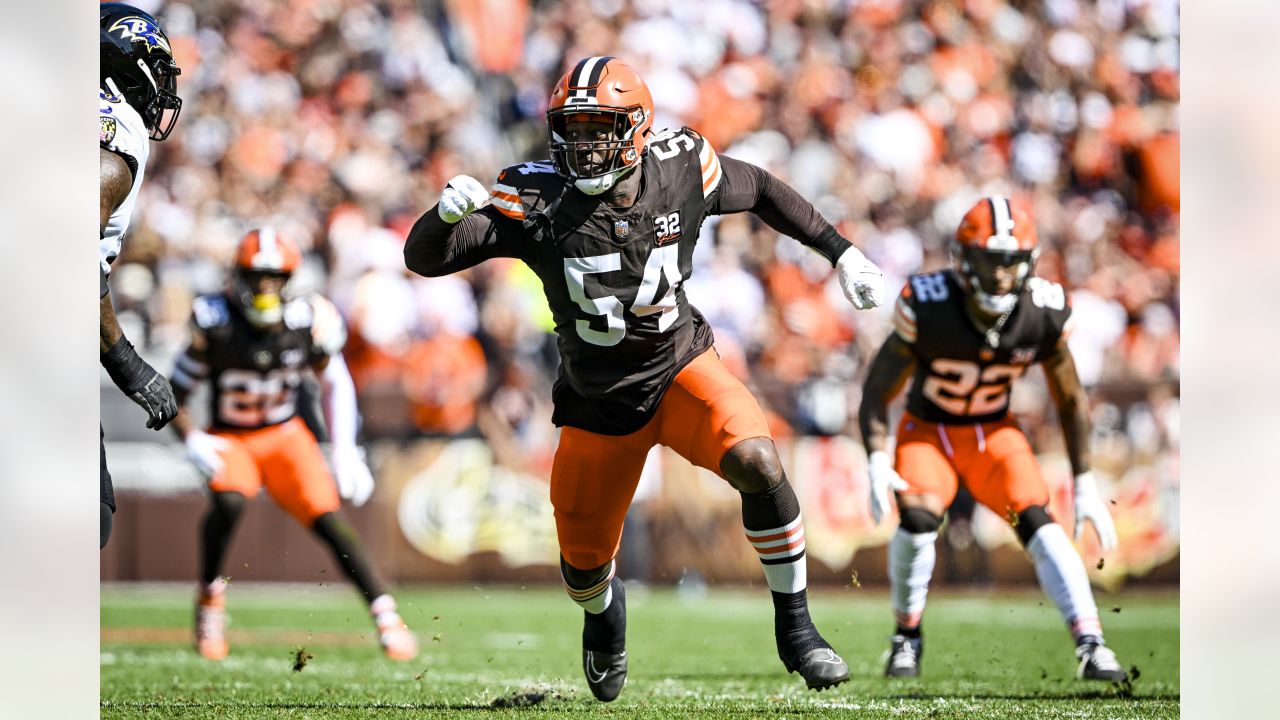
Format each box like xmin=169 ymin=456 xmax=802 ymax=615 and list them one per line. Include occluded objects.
xmin=546 ymin=56 xmax=654 ymax=195
xmin=953 ymin=196 xmax=1040 ymax=315
xmin=232 ymin=227 xmax=301 ymax=327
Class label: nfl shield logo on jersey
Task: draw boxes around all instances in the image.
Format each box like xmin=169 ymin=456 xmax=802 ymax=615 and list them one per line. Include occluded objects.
xmin=613 ymin=220 xmax=630 ymax=240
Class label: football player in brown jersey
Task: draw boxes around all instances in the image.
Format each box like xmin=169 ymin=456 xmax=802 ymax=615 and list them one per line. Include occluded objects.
xmin=406 ymin=57 xmax=886 ymax=700
xmin=169 ymin=229 xmax=417 ymax=662
xmin=859 ymin=196 xmax=1127 ymax=681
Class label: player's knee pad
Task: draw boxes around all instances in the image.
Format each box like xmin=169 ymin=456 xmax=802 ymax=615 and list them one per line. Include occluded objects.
xmin=1015 ymin=505 xmax=1053 ymax=547
xmin=899 ymin=507 xmax=942 ymax=534
xmin=100 ymin=501 xmax=113 ymax=549
xmin=722 ymin=438 xmax=784 ymax=494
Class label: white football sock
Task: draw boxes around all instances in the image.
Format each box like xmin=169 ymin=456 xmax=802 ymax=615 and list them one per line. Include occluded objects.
xmin=1026 ymin=523 xmax=1103 ymax=641
xmin=745 ymin=515 xmax=807 ymax=594
xmin=889 ymin=529 xmax=937 ymax=629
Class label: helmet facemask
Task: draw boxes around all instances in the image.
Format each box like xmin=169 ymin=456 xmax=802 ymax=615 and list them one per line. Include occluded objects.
xmin=547 ymin=107 xmax=646 ymax=195
xmin=140 ymin=55 xmax=183 ymax=141
xmin=233 ymin=270 xmax=293 ymax=328
xmin=956 ymin=244 xmax=1039 ymax=316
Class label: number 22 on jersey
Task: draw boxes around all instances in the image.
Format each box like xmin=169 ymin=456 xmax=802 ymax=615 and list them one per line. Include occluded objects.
xmin=563 ymin=244 xmax=682 ymax=346
xmin=921 ymin=360 xmax=1024 ymax=417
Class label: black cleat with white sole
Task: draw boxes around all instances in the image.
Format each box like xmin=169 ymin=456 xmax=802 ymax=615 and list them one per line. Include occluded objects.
xmin=884 ymin=633 xmax=923 ymax=678
xmin=581 ymin=577 xmax=628 ymax=701
xmin=1075 ymin=637 xmax=1127 ymax=682
xmin=778 ymin=629 xmax=850 ymax=690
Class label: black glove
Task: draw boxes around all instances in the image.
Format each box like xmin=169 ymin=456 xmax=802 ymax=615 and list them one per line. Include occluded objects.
xmin=101 ymin=336 xmax=178 ymax=430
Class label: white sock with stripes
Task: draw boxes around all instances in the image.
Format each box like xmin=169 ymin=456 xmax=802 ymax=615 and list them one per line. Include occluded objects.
xmin=889 ymin=529 xmax=937 ymax=630
xmin=563 ymin=561 xmax=616 ymax=615
xmin=1026 ymin=524 xmax=1103 ymax=641
xmin=745 ymin=515 xmax=807 ymax=594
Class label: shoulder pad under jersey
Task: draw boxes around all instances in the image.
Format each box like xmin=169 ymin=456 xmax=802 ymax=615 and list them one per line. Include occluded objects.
xmin=489 ymin=160 xmax=565 ymax=223
xmin=288 ymin=295 xmax=347 ymax=355
xmin=892 ymin=282 xmax=918 ymax=344
xmin=1023 ymin=277 xmax=1075 ymax=344
xmin=191 ymin=295 xmax=231 ymax=330
xmin=906 ymin=270 xmax=953 ymax=305
xmin=646 ymin=127 xmax=722 ymax=199
xmin=99 ymin=89 xmax=149 ymax=173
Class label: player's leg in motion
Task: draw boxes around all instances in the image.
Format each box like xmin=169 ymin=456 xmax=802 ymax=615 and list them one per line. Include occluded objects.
xmin=720 ymin=440 xmax=848 ymax=689
xmin=194 ymin=434 xmax=260 ymax=661
xmin=550 ymin=425 xmax=652 ymax=702
xmin=974 ymin=420 xmax=1127 ymax=681
xmin=195 ymin=492 xmax=247 ymax=660
xmin=661 ymin=350 xmax=848 ymax=690
xmin=882 ymin=417 xmax=959 ymax=678
xmin=264 ymin=418 xmax=417 ymax=661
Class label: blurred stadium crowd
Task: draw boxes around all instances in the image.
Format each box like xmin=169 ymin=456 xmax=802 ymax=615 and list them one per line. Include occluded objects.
xmin=110 ymin=0 xmax=1179 ymax=479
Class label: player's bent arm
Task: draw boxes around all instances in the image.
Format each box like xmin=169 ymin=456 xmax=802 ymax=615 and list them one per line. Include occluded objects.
xmin=100 ymin=148 xmax=134 ymax=349
xmin=167 ymin=331 xmax=211 ymax=440
xmin=404 ymin=206 xmax=526 ymax=277
xmin=858 ymin=334 xmax=917 ymax=454
xmin=707 ymin=155 xmax=852 ymax=266
xmin=100 ymin=148 xmax=131 ymax=236
xmin=1042 ymin=344 xmax=1091 ymax=476
xmin=313 ymin=354 xmax=359 ymax=449
xmin=312 ymin=352 xmax=375 ymax=505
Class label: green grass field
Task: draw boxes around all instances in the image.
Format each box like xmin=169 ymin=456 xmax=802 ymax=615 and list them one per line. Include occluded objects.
xmin=101 ymin=583 xmax=1178 ymax=719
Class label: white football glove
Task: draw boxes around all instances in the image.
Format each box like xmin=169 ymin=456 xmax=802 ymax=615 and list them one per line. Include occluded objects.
xmin=1072 ymin=471 xmax=1118 ymax=552
xmin=437 ymin=174 xmax=490 ymax=224
xmin=867 ymin=450 xmax=909 ymax=525
xmin=835 ymin=245 xmax=887 ymax=310
xmin=332 ymin=445 xmax=375 ymax=507
xmin=185 ymin=430 xmax=229 ymax=480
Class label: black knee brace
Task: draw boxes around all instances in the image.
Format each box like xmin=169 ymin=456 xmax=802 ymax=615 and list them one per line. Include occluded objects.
xmin=1014 ymin=505 xmax=1053 ymax=546
xmin=899 ymin=507 xmax=942 ymax=534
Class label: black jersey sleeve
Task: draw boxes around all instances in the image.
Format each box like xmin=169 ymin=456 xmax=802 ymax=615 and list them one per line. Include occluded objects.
xmin=704 ymin=149 xmax=852 ymax=266
xmin=404 ymin=206 xmax=534 ymax=277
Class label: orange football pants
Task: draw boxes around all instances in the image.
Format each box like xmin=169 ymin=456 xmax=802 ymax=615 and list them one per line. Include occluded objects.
xmin=894 ymin=411 xmax=1049 ymax=519
xmin=552 ymin=348 xmax=772 ymax=570
xmin=206 ymin=416 xmax=340 ymax=525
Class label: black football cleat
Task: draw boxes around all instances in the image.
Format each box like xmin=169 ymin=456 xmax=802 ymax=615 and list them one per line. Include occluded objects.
xmin=884 ymin=633 xmax=923 ymax=678
xmin=583 ymin=649 xmax=628 ymax=702
xmin=582 ymin=578 xmax=628 ymax=702
xmin=779 ymin=629 xmax=849 ymax=691
xmin=1075 ymin=637 xmax=1127 ymax=681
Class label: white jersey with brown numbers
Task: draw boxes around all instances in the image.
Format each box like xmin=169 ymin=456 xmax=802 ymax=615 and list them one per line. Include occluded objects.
xmin=99 ymin=88 xmax=150 ymax=276
xmin=893 ymin=269 xmax=1075 ymax=425
xmin=173 ymin=293 xmax=347 ymax=430
xmin=484 ymin=127 xmax=725 ymax=435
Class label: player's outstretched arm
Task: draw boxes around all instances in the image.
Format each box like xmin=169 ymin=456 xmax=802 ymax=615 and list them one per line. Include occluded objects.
xmin=404 ymin=174 xmax=527 ymax=277
xmin=168 ymin=328 xmax=228 ymax=479
xmin=100 ymin=149 xmax=177 ymax=430
xmin=709 ymin=154 xmax=886 ymax=308
xmin=858 ymin=334 xmax=916 ymax=524
xmin=1043 ymin=345 xmax=1118 ymax=551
